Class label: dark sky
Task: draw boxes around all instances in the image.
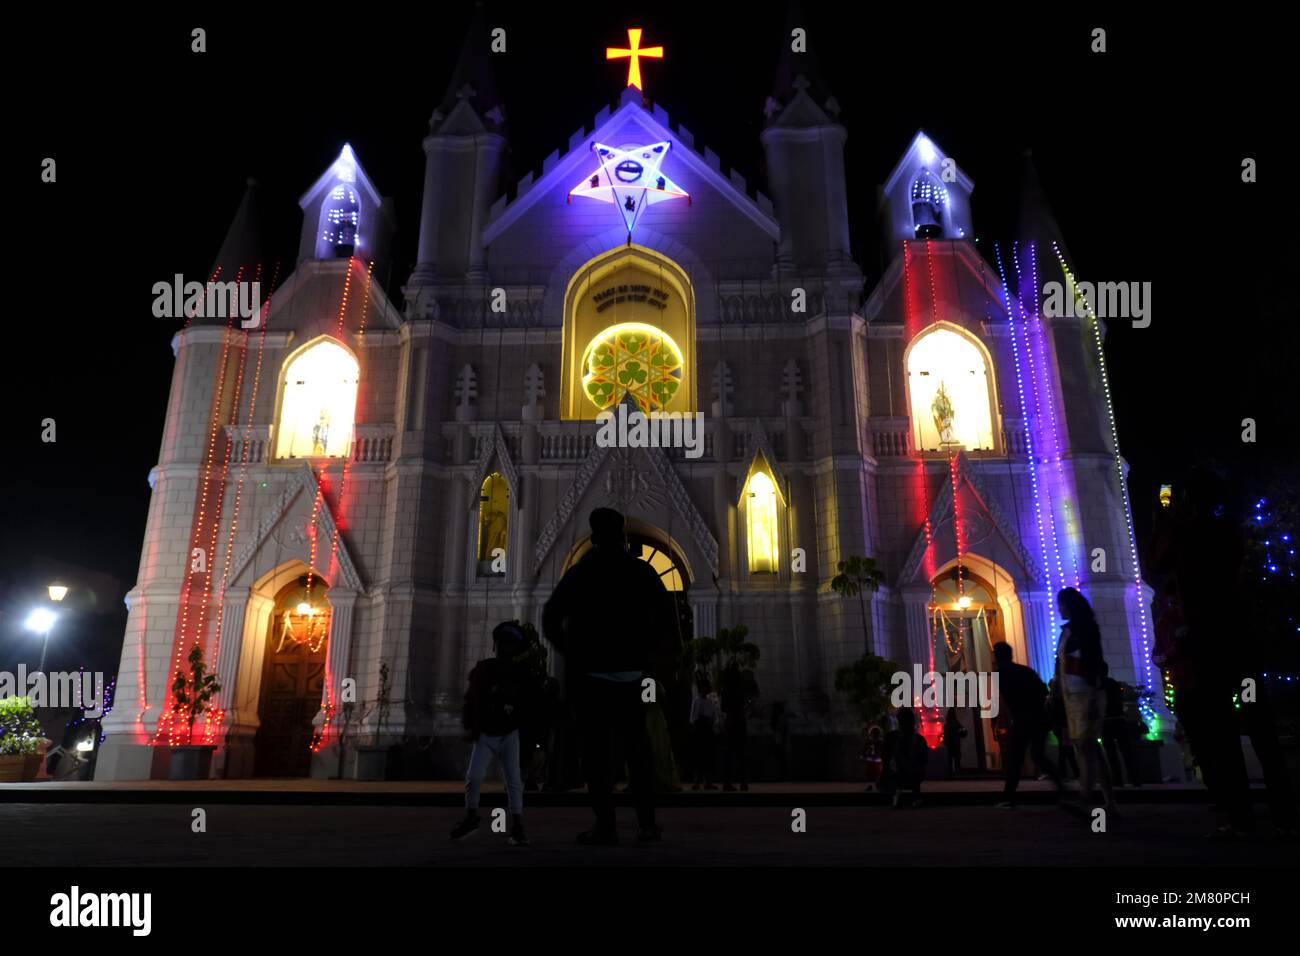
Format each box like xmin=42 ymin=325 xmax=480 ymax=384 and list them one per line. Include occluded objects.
xmin=4 ymin=5 xmax=1289 ymax=666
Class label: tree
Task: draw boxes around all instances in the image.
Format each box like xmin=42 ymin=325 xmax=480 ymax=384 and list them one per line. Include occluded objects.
xmin=835 ymin=652 xmax=900 ymax=731
xmin=682 ymin=625 xmax=760 ymax=688
xmin=831 ymin=556 xmax=884 ymax=651
xmin=171 ymin=643 xmax=221 ymax=745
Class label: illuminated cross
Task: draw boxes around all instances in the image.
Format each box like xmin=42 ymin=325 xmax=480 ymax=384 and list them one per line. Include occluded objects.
xmin=607 ymin=28 xmax=663 ymax=91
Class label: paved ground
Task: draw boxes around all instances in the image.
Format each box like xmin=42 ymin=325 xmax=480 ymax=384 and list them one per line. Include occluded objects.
xmin=4 ymin=798 xmax=1296 ymax=866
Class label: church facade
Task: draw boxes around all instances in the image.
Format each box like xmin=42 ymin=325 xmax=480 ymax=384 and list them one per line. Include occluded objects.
xmin=97 ymin=38 xmax=1164 ymax=781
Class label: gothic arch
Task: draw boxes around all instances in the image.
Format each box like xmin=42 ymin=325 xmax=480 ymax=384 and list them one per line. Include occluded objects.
xmin=903 ymin=321 xmax=1001 ymax=455
xmin=559 ymin=242 xmax=699 ymax=419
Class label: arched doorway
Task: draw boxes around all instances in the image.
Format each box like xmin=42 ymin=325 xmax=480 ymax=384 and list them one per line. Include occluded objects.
xmin=562 ymin=525 xmax=693 ymax=638
xmin=930 ymin=567 xmax=1001 ymax=770
xmin=927 ymin=556 xmax=1028 ymax=773
xmin=253 ymin=575 xmax=331 ymax=777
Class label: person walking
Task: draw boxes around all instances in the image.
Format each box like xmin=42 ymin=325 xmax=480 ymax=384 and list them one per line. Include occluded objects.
xmin=991 ymin=641 xmax=1062 ymax=807
xmin=1054 ymin=587 xmax=1116 ymax=817
xmin=450 ymin=621 xmax=530 ymax=846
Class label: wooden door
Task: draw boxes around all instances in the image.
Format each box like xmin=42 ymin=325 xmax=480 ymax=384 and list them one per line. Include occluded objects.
xmin=254 ymin=612 xmax=328 ymax=777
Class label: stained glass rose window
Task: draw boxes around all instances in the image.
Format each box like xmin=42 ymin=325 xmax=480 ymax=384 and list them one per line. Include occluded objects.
xmin=581 ymin=323 xmax=684 ymax=413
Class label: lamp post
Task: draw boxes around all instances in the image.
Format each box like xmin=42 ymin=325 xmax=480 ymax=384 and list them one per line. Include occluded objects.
xmin=24 ymin=607 xmax=58 ymax=674
xmin=24 ymin=584 xmax=67 ymax=674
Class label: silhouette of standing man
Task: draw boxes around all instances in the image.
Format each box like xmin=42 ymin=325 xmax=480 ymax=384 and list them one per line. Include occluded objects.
xmin=543 ymin=508 xmax=676 ymax=845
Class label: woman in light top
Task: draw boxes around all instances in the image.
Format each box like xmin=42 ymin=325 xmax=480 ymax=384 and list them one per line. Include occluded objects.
xmin=1055 ymin=587 xmax=1117 ymax=816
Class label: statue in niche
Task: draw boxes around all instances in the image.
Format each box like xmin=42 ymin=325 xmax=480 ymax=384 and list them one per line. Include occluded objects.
xmin=312 ymin=410 xmax=330 ymax=456
xmin=931 ymin=382 xmax=956 ymax=446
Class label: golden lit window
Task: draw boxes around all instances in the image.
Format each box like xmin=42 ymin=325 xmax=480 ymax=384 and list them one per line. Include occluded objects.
xmin=275 ymin=338 xmax=359 ymax=460
xmin=476 ymin=472 xmax=509 ymax=565
xmin=744 ymin=467 xmax=780 ymax=574
xmin=905 ymin=325 xmax=997 ymax=453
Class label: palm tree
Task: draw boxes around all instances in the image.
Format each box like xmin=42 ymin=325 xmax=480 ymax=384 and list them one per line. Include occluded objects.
xmin=830 ymin=556 xmax=884 ymax=651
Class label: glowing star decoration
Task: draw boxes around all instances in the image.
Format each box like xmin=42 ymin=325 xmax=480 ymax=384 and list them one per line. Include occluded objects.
xmin=569 ymin=141 xmax=689 ymax=238
xmin=607 ymin=28 xmax=663 ymax=90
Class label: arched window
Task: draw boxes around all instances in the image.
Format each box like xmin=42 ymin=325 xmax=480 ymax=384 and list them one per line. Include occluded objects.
xmin=743 ymin=464 xmax=781 ymax=574
xmin=910 ymin=170 xmax=948 ymax=239
xmin=561 ymin=246 xmax=696 ymax=420
xmin=476 ymin=472 xmax=509 ymax=570
xmin=274 ymin=338 xmax=359 ymax=460
xmin=318 ymin=184 xmax=360 ymax=259
xmin=905 ymin=325 xmax=997 ymax=453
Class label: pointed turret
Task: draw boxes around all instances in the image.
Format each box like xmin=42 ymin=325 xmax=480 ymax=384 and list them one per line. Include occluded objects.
xmin=410 ymin=2 xmax=507 ymax=286
xmin=766 ymin=1 xmax=836 ymax=126
xmin=430 ymin=1 xmax=506 ymax=136
xmin=759 ymin=4 xmax=853 ymax=275
xmin=210 ymin=177 xmax=266 ymax=281
xmin=1014 ymin=150 xmax=1075 ymax=266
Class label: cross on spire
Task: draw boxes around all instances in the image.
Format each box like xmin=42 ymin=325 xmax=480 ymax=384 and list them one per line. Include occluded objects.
xmin=607 ymin=28 xmax=663 ymax=91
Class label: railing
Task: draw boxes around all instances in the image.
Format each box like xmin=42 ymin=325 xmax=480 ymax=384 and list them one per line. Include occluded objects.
xmin=352 ymin=424 xmax=395 ymax=463
xmin=225 ymin=425 xmax=269 ymax=464
xmin=871 ymin=419 xmax=912 ymax=458
xmin=450 ymin=418 xmax=797 ymax=464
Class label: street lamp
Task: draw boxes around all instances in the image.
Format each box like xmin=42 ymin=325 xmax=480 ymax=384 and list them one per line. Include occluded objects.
xmin=24 ymin=607 xmax=58 ymax=673
xmin=48 ymin=584 xmax=69 ymax=603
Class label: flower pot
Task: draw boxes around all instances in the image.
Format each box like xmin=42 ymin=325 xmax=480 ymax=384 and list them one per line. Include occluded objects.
xmin=0 ymin=753 xmax=43 ymax=782
xmin=354 ymin=746 xmax=389 ymax=781
xmin=168 ymin=745 xmax=216 ymax=780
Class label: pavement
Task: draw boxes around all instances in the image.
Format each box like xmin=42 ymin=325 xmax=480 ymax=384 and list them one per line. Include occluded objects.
xmin=3 ymin=780 xmax=1296 ymax=866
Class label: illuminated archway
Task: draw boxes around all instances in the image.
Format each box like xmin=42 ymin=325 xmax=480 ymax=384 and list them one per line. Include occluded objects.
xmin=904 ymin=322 xmax=999 ymax=454
xmin=561 ymin=245 xmax=695 ymax=419
xmin=740 ymin=451 xmax=785 ymax=574
xmin=273 ymin=337 xmax=359 ymax=460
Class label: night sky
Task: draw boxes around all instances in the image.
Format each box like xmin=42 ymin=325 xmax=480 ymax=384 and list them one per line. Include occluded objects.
xmin=5 ymin=5 xmax=1289 ymax=673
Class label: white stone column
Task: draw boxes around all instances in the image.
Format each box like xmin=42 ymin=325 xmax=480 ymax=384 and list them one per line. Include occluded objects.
xmin=690 ymin=592 xmax=718 ymax=639
xmin=870 ymin=587 xmax=892 ymax=661
xmin=902 ymin=587 xmax=933 ymax=670
xmin=214 ymin=592 xmax=249 ymax=720
xmin=317 ymin=588 xmax=358 ymax=724
xmin=1020 ymin=590 xmax=1054 ymax=679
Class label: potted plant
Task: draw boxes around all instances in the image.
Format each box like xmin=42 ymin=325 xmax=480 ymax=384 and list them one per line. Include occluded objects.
xmin=0 ymin=696 xmax=48 ymax=782
xmin=354 ymin=662 xmax=392 ymax=780
xmin=168 ymin=643 xmax=221 ymax=780
xmin=835 ymin=651 xmax=900 ymax=734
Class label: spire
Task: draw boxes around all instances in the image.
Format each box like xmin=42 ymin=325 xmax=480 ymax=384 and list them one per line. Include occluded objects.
xmin=432 ymin=1 xmax=505 ymax=133
xmin=767 ymin=1 xmax=835 ymax=126
xmin=1014 ymin=150 xmax=1077 ymax=273
xmin=210 ymin=177 xmax=267 ymax=282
